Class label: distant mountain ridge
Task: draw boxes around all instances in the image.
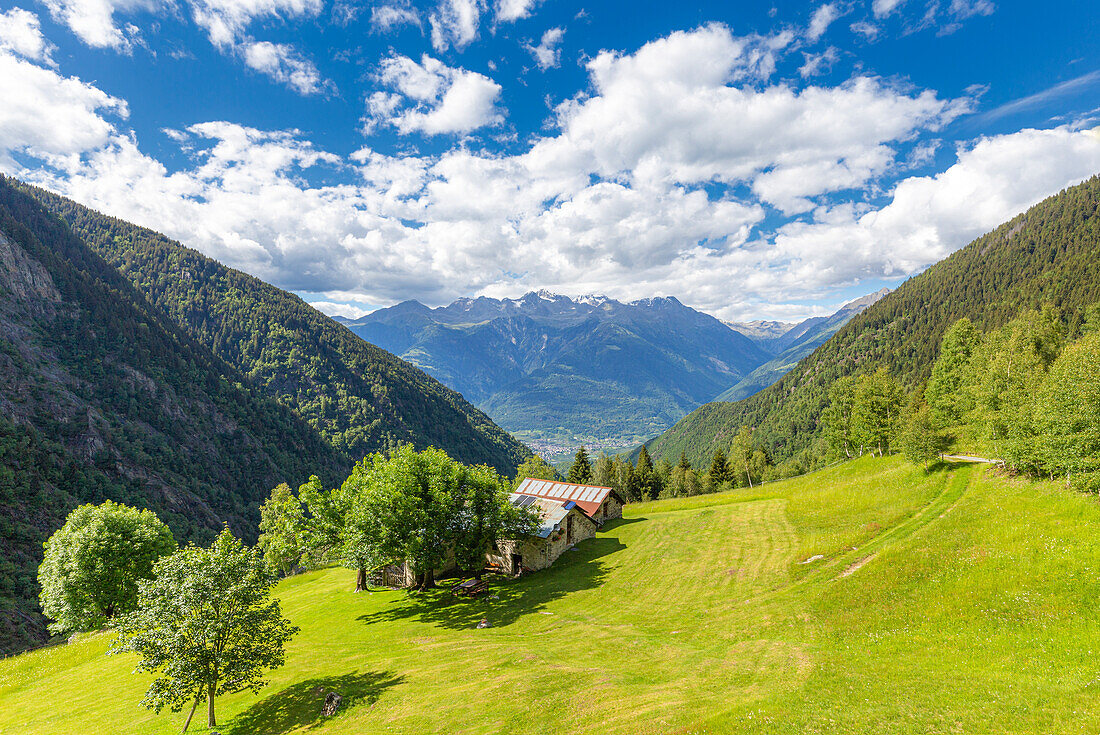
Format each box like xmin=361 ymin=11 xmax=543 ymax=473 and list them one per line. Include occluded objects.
xmin=717 ymin=288 xmax=890 ymax=402
xmin=338 ymin=291 xmax=770 ymax=447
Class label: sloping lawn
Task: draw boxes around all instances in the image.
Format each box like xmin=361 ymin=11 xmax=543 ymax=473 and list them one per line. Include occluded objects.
xmin=3 ymin=457 xmax=1100 ymax=733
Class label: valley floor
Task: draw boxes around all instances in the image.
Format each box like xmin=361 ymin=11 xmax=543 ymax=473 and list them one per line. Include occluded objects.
xmin=4 ymin=457 xmax=1100 ymax=733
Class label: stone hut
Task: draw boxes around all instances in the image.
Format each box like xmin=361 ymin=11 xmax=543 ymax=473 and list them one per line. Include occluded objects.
xmin=491 ymin=494 xmax=598 ymax=575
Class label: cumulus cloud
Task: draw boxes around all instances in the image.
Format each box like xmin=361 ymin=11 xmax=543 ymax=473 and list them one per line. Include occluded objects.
xmin=526 ymin=26 xmax=563 ymax=70
xmin=40 ymin=0 xmax=154 ymax=49
xmin=0 ymin=52 xmax=127 ymax=169
xmin=5 ymin=24 xmax=1099 ymax=322
xmin=429 ymin=0 xmax=482 ymax=52
xmin=799 ymin=46 xmax=839 ymax=77
xmin=496 ymin=0 xmax=538 ymax=23
xmin=0 ymin=8 xmax=55 ymax=63
xmin=185 ymin=0 xmax=324 ymax=48
xmin=242 ymin=41 xmax=325 ymax=95
xmin=365 ymin=54 xmax=503 ymax=135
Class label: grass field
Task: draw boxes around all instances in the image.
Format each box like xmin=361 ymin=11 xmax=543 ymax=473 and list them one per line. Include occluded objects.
xmin=4 ymin=456 xmax=1100 ymax=734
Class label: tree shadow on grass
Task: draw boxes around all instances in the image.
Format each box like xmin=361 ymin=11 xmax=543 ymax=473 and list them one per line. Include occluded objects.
xmin=222 ymin=670 xmax=404 ymax=735
xmin=358 ymin=535 xmax=626 ymax=631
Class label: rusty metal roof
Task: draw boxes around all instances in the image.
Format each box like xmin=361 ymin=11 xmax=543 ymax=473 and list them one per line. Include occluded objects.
xmin=514 ymin=478 xmax=617 ymax=518
xmin=509 ymin=493 xmax=574 ymax=538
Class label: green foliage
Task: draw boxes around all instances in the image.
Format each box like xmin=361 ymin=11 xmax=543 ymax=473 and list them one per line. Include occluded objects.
xmin=898 ymin=395 xmax=951 ymax=469
xmin=111 ymin=529 xmax=298 ymax=731
xmin=925 ymin=318 xmax=979 ymax=426
xmin=1034 ymin=332 xmax=1100 ymax=480
xmin=257 ymin=485 xmax=305 ymax=577
xmin=341 ymin=447 xmax=537 ymax=589
xmin=23 ymin=183 xmax=529 ymax=477
xmin=850 ymin=368 xmax=905 ymax=457
xmin=567 ymin=446 xmax=593 ymax=484
xmin=708 ymin=447 xmax=731 ymax=486
xmin=512 ymin=455 xmax=560 ymax=488
xmin=37 ymin=502 xmax=175 ymax=636
xmin=729 ymin=426 xmax=768 ymax=488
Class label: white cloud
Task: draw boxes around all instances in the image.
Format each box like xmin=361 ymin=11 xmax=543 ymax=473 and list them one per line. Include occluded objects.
xmin=429 ymin=0 xmax=482 ymax=52
xmin=308 ymin=300 xmax=373 ymax=319
xmin=496 ymin=0 xmax=537 ymax=23
xmin=0 ymin=52 xmax=127 ymax=169
xmin=366 ymin=54 xmax=503 ymax=135
xmin=526 ymin=26 xmax=563 ymax=70
xmin=799 ymin=46 xmax=839 ymax=77
xmin=371 ymin=3 xmax=421 ymax=32
xmin=242 ymin=41 xmax=325 ymax=95
xmin=806 ymin=3 xmax=839 ymax=42
xmin=40 ymin=0 xmax=155 ymax=50
xmin=872 ymin=0 xmax=906 ymax=18
xmin=186 ymin=0 xmax=323 ymax=48
xmin=6 ymin=25 xmax=1099 ymax=323
xmin=850 ymin=20 xmax=879 ymax=39
xmin=0 ymin=8 xmax=55 ymax=63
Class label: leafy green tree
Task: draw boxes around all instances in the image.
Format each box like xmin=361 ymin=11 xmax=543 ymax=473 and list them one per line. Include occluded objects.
xmin=729 ymin=426 xmax=758 ymax=488
xmin=567 ymin=446 xmax=593 ymax=484
xmin=111 ymin=530 xmax=298 ymax=732
xmin=966 ymin=309 xmax=1061 ymax=470
xmin=1034 ymin=331 xmax=1100 ymax=483
xmin=257 ymin=484 xmax=305 ymax=577
xmin=899 ymin=394 xmax=951 ymax=469
xmin=925 ymin=318 xmax=980 ymax=426
xmin=820 ymin=375 xmax=858 ymax=458
xmin=592 ymin=452 xmax=615 ymax=488
xmin=634 ymin=445 xmax=660 ymax=500
xmin=342 ymin=446 xmax=536 ymax=590
xmin=38 ymin=501 xmax=175 ymax=636
xmin=512 ymin=455 xmax=559 ymax=488
xmin=851 ymin=368 xmax=904 ymax=457
xmin=297 ymin=475 xmax=352 ymax=572
xmin=636 ymin=445 xmax=654 ymax=477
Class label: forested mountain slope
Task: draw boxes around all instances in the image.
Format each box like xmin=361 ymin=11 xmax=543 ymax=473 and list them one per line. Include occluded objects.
xmin=717 ymin=288 xmax=889 ymax=402
xmin=0 ymin=178 xmax=346 ymax=653
xmin=21 ymin=183 xmax=530 ymax=476
xmin=340 ymin=292 xmax=769 ymax=445
xmin=643 ymin=174 xmax=1100 ymax=468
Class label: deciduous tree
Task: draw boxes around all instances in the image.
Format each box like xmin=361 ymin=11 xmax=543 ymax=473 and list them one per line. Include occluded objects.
xmin=257 ymin=484 xmax=305 ymax=577
xmin=38 ymin=501 xmax=175 ymax=636
xmin=111 ymin=530 xmax=297 ymax=732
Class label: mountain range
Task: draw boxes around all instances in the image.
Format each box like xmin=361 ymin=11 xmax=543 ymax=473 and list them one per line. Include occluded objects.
xmin=338 ymin=289 xmax=882 ymax=453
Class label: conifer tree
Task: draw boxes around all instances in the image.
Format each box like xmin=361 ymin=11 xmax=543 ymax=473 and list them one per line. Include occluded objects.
xmin=568 ymin=446 xmax=593 ymax=484
xmin=708 ymin=447 xmax=731 ymax=486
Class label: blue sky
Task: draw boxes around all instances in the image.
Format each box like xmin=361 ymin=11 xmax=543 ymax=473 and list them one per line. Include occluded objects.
xmin=1 ymin=0 xmax=1099 ymax=321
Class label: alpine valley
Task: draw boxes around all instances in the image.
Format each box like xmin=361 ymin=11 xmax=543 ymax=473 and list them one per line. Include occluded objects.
xmin=338 ymin=290 xmax=884 ymax=456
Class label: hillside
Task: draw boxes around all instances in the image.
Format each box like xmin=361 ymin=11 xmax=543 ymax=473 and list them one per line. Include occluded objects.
xmin=6 ymin=457 xmax=1100 ymax=732
xmin=339 ymin=291 xmax=769 ymax=449
xmin=20 ymin=182 xmax=530 ymax=476
xmin=0 ymin=178 xmax=347 ymax=653
xmin=644 ymin=174 xmax=1100 ymax=468
xmin=717 ymin=288 xmax=890 ymax=402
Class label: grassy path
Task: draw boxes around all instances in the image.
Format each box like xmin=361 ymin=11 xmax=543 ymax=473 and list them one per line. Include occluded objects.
xmin=5 ymin=457 xmax=1100 ymax=733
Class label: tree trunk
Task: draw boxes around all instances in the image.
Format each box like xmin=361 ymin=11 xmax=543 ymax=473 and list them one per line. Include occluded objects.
xmin=355 ymin=566 xmax=367 ymax=592
xmin=420 ymin=568 xmax=435 ymax=590
xmin=745 ymin=465 xmax=753 ymax=490
xmin=180 ymin=695 xmax=200 ymax=733
xmin=207 ymin=684 xmax=216 ymax=728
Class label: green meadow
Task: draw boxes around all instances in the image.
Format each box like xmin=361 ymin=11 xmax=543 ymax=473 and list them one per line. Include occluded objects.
xmin=4 ymin=456 xmax=1100 ymax=734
